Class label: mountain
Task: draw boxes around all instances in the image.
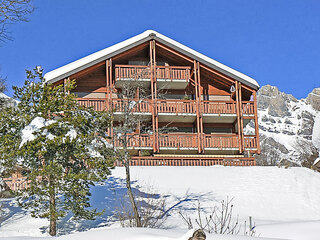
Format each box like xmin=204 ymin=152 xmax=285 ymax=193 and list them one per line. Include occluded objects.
xmin=0 ymin=92 xmax=18 ymax=108
xmin=247 ymin=85 xmax=320 ymax=167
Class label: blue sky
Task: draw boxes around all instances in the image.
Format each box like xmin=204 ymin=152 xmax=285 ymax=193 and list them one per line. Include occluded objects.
xmin=0 ymin=0 xmax=319 ymax=98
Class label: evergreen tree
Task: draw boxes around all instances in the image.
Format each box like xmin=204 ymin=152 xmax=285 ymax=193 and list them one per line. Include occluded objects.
xmin=0 ymin=67 xmax=114 ymax=236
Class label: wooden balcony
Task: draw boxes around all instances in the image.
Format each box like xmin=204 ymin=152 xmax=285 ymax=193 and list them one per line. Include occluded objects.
xmin=202 ymin=101 xmax=237 ymax=123
xmin=115 ymin=65 xmax=151 ymax=88
xmin=111 ymin=99 xmax=151 ymax=113
xmin=114 ymin=65 xmax=190 ymax=89
xmin=156 ymin=66 xmax=190 ymax=89
xmin=159 ymin=134 xmax=198 ymax=149
xmin=76 ymin=99 xmax=250 ymax=123
xmin=202 ymin=101 xmax=236 ymax=114
xmin=242 ymin=101 xmax=255 ymax=115
xmin=112 ymin=133 xmax=253 ymax=151
xmin=113 ymin=134 xmax=153 ymax=149
xmin=157 ymin=100 xmax=197 ymax=114
xmin=244 ymin=135 xmax=257 ymax=149
xmin=203 ymin=134 xmax=239 ymax=149
xmin=77 ymin=98 xmax=106 ymax=111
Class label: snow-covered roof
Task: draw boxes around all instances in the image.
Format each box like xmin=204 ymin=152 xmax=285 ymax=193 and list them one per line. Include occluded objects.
xmin=44 ymin=30 xmax=259 ymax=90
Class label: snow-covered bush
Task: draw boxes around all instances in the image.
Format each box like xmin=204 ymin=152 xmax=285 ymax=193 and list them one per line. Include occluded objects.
xmin=179 ymin=197 xmax=257 ymax=236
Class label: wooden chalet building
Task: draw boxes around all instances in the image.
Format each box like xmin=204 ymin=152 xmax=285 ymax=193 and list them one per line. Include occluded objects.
xmin=45 ymin=30 xmax=260 ymax=166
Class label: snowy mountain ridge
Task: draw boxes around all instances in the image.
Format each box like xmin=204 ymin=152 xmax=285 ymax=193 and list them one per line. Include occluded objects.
xmin=0 ymin=92 xmax=18 ymax=108
xmin=251 ymin=85 xmax=320 ymax=166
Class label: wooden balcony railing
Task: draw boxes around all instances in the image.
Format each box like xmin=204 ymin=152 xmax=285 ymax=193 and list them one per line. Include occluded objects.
xmin=115 ymin=65 xmax=190 ymax=82
xmin=3 ymin=176 xmax=30 ymax=191
xmin=202 ymin=101 xmax=237 ymax=114
xmin=244 ymin=135 xmax=257 ymax=149
xmin=113 ymin=134 xmax=153 ymax=148
xmin=111 ymin=99 xmax=151 ymax=113
xmin=159 ymin=134 xmax=198 ymax=148
xmin=156 ymin=66 xmax=190 ymax=81
xmin=242 ymin=101 xmax=255 ymax=115
xmin=76 ymin=98 xmax=254 ymax=117
xmin=77 ymin=98 xmax=106 ymax=111
xmin=111 ymin=133 xmax=257 ymax=151
xmin=157 ymin=100 xmax=196 ymax=114
xmin=203 ymin=134 xmax=239 ymax=149
xmin=115 ymin=65 xmax=151 ymax=80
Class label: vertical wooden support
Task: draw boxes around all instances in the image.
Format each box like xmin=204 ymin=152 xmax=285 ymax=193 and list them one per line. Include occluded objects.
xmin=239 ymin=83 xmax=245 ymax=152
xmin=109 ymin=59 xmax=114 ymax=138
xmin=153 ymin=40 xmax=159 ymax=153
xmin=194 ymin=61 xmax=202 ymax=153
xmin=150 ymin=41 xmax=157 ymax=152
xmin=235 ymin=81 xmax=242 ymax=153
xmin=253 ymin=90 xmax=260 ymax=154
xmin=194 ymin=61 xmax=200 ymax=153
xmin=106 ymin=60 xmax=110 ymax=137
xmin=197 ymin=62 xmax=203 ymax=151
xmin=106 ymin=60 xmax=110 ymax=110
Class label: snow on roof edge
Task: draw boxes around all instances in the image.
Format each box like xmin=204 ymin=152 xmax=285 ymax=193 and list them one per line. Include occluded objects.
xmin=44 ymin=30 xmax=259 ymax=89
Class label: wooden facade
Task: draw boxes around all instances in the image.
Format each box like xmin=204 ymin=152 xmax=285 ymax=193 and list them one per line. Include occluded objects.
xmin=49 ymin=31 xmax=260 ymax=166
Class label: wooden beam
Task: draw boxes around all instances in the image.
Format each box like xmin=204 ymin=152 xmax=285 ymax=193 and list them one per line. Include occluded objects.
xmin=106 ymin=60 xmax=109 ymax=110
xmin=239 ymin=83 xmax=245 ymax=153
xmin=112 ymin=42 xmax=149 ymax=60
xmin=69 ymin=61 xmax=105 ymax=79
xmin=197 ymin=61 xmax=204 ymax=152
xmin=253 ymin=90 xmax=261 ymax=154
xmin=235 ymin=81 xmax=242 ymax=153
xmin=156 ymin=42 xmax=194 ymax=63
xmin=149 ymin=41 xmax=157 ymax=152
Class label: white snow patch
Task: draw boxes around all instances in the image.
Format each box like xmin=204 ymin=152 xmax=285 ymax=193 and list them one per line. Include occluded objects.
xmin=20 ymin=117 xmax=56 ymax=147
xmin=312 ymin=113 xmax=320 ymax=149
xmin=65 ymin=128 xmax=77 ymax=140
xmin=1 ymin=166 xmax=320 ymax=239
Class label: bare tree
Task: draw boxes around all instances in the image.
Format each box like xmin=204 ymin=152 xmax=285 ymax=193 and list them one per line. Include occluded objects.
xmin=0 ymin=0 xmax=34 ymax=42
xmin=0 ymin=0 xmax=34 ymax=105
xmin=111 ymin=71 xmax=152 ymax=227
xmin=0 ymin=74 xmax=6 ymax=108
xmin=111 ymin=68 xmax=171 ymax=227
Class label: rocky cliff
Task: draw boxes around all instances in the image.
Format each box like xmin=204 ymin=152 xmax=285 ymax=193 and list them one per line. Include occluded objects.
xmin=248 ymin=85 xmax=320 ymax=166
xmin=0 ymin=92 xmax=17 ymax=108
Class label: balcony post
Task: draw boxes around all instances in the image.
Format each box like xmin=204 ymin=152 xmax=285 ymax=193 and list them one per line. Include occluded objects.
xmin=150 ymin=40 xmax=159 ymax=152
xmin=253 ymin=90 xmax=260 ymax=154
xmin=235 ymin=81 xmax=242 ymax=153
xmin=153 ymin=40 xmax=159 ymax=153
xmin=106 ymin=60 xmax=110 ymax=111
xmin=197 ymin=62 xmax=204 ymax=152
xmin=239 ymin=82 xmax=245 ymax=152
xmin=194 ymin=61 xmax=201 ymax=153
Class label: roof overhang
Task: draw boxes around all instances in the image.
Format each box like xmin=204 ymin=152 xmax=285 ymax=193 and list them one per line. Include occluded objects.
xmin=44 ymin=30 xmax=259 ymax=90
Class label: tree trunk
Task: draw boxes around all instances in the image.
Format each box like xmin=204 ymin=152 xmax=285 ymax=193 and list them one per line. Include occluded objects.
xmin=124 ymin=153 xmax=142 ymax=227
xmin=49 ymin=179 xmax=57 ymax=236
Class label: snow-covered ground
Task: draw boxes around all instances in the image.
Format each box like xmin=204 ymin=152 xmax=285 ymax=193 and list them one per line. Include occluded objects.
xmin=1 ymin=166 xmax=320 ymax=240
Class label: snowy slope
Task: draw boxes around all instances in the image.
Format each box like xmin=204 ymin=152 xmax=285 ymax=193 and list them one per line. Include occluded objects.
xmin=1 ymin=228 xmax=284 ymax=240
xmin=1 ymin=166 xmax=320 ymax=239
